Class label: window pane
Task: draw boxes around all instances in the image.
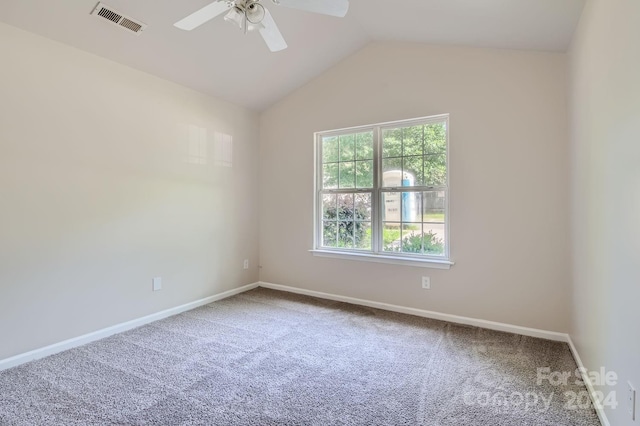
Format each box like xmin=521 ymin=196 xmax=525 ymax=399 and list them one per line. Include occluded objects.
xmin=356 ymin=132 xmax=373 ymax=160
xmin=354 ymin=193 xmax=371 ymax=221
xmin=323 ymin=163 xmax=338 ymax=189
xmin=402 ymin=156 xmax=424 ymax=187
xmin=422 ymin=191 xmax=445 ymax=223
xmin=425 ymin=122 xmax=447 ymax=154
xmin=382 ymin=222 xmax=401 ymax=252
xmin=381 ymin=192 xmax=400 ymax=222
xmin=381 ymin=158 xmax=402 ymax=188
xmin=356 ymin=222 xmax=372 ymax=249
xmin=338 ymin=222 xmax=354 ymax=248
xmin=403 ymin=125 xmax=424 ymax=157
xmin=422 ymin=225 xmax=445 ymax=255
xmin=322 ymin=221 xmax=337 ymax=247
xmin=322 ymin=136 xmax=339 ymax=163
xmin=337 ymin=193 xmax=354 ymax=219
xmin=339 ymin=161 xmax=355 ymax=188
xmin=322 ymin=194 xmax=337 ymax=219
xmin=356 ymin=160 xmax=373 ymax=188
xmin=401 ymin=223 xmax=423 ymax=253
xmin=400 ymin=191 xmax=420 ymax=222
xmin=382 ymin=128 xmax=402 ymax=158
xmin=339 ymin=134 xmax=355 ymax=162
xmin=322 ymin=193 xmax=370 ymax=250
xmin=422 ymin=191 xmax=446 ymax=255
xmin=424 ymin=154 xmax=447 ymax=186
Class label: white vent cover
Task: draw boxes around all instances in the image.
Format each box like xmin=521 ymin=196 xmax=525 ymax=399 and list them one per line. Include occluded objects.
xmin=91 ymin=2 xmax=147 ymax=34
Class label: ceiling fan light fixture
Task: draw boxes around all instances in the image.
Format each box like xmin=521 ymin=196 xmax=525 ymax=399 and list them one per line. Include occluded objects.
xmin=246 ymin=2 xmax=266 ymax=24
xmin=223 ymin=8 xmax=244 ymax=29
xmin=224 ymin=2 xmax=265 ymax=32
xmin=247 ymin=21 xmax=265 ymax=31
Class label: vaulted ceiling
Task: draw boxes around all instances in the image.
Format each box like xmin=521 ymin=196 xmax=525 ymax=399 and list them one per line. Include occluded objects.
xmin=0 ymin=0 xmax=585 ymax=110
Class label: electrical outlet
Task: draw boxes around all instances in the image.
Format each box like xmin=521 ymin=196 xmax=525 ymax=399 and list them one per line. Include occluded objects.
xmin=243 ymin=259 xmax=249 ymax=269
xmin=422 ymin=276 xmax=431 ymax=289
xmin=629 ymin=381 xmax=636 ymax=421
xmin=152 ymin=276 xmax=162 ymax=291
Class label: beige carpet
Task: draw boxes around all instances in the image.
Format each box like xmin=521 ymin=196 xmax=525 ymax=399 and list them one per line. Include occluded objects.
xmin=0 ymin=287 xmax=600 ymax=425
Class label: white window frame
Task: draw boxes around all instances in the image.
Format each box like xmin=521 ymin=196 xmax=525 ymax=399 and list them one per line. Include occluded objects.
xmin=311 ymin=114 xmax=453 ymax=269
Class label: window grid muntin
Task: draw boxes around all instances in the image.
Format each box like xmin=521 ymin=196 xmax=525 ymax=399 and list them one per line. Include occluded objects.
xmin=319 ymin=188 xmax=373 ymax=251
xmin=378 ymin=187 xmax=448 ymax=257
xmin=321 ymin=131 xmax=374 ymax=191
xmin=316 ymin=115 xmax=449 ymax=260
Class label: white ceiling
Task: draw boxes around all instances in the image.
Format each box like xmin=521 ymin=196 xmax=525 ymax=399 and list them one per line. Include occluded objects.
xmin=0 ymin=0 xmax=585 ymax=111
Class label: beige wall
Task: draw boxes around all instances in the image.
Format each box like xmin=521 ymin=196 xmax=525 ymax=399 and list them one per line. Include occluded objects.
xmin=0 ymin=23 xmax=259 ymax=360
xmin=259 ymin=42 xmax=571 ymax=332
xmin=569 ymin=0 xmax=640 ymax=424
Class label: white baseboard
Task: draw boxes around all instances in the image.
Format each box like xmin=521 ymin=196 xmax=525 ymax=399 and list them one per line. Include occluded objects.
xmin=0 ymin=278 xmax=608 ymax=426
xmin=258 ymin=281 xmax=568 ymax=341
xmin=567 ymin=336 xmax=611 ymax=426
xmin=0 ymin=282 xmax=259 ymax=371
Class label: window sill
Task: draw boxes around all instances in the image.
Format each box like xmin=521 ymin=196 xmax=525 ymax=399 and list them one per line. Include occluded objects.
xmin=309 ymin=249 xmax=454 ymax=269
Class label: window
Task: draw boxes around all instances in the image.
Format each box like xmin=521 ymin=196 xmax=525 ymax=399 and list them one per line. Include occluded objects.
xmin=314 ymin=115 xmax=451 ymax=267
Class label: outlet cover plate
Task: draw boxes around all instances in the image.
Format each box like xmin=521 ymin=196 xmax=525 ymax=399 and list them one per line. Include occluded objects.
xmin=422 ymin=276 xmax=431 ymax=289
xmin=152 ymin=276 xmax=162 ymax=291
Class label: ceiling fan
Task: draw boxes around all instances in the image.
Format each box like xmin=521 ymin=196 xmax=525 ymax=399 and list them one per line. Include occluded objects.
xmin=174 ymin=0 xmax=349 ymax=52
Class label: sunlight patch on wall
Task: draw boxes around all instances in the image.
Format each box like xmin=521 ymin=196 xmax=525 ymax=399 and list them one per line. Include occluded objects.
xmin=185 ymin=125 xmax=207 ymax=165
xmin=182 ymin=125 xmax=232 ymax=168
xmin=213 ymin=131 xmax=233 ymax=168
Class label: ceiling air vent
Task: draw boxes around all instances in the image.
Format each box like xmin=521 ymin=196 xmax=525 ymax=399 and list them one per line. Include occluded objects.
xmin=90 ymin=2 xmax=147 ymax=35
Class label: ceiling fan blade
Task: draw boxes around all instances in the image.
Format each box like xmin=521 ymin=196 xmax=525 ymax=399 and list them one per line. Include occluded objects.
xmin=274 ymin=0 xmax=349 ymax=17
xmin=259 ymin=9 xmax=287 ymax=52
xmin=174 ymin=1 xmax=231 ymax=30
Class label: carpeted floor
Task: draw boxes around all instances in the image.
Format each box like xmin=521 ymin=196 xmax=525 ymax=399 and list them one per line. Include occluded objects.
xmin=0 ymin=288 xmax=600 ymax=425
